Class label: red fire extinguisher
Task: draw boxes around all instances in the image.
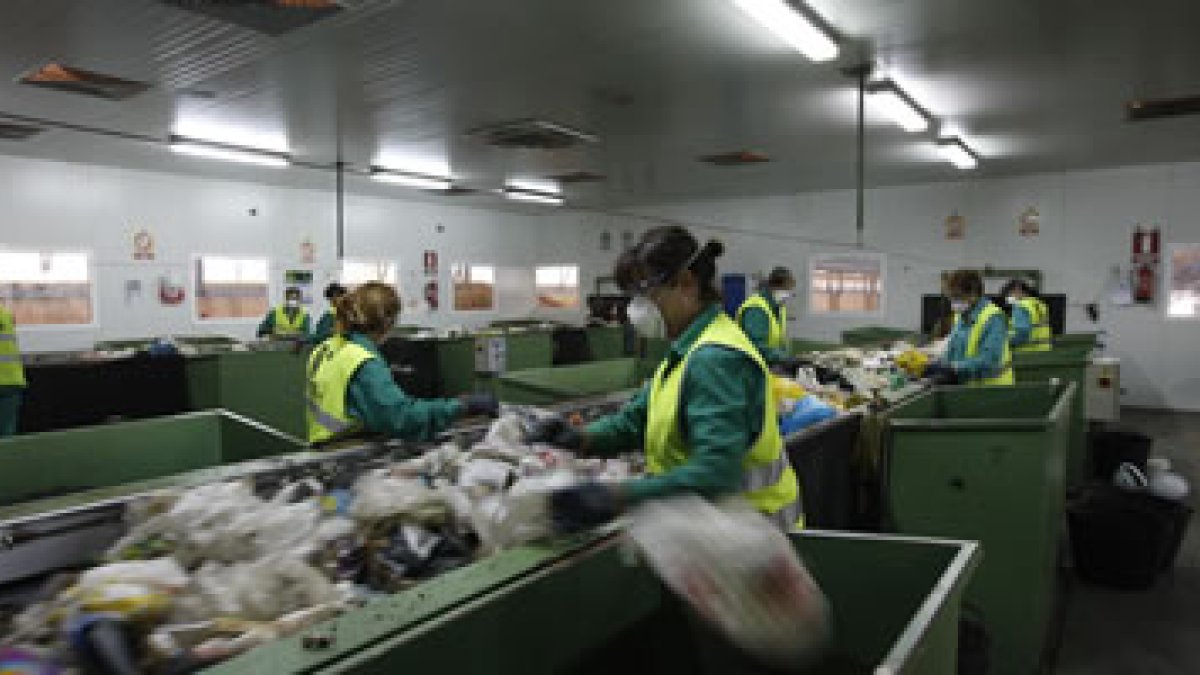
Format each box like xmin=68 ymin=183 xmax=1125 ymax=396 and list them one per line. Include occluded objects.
xmin=1131 ymin=226 xmax=1161 ymax=304
xmin=1134 ymin=263 xmax=1155 ymax=303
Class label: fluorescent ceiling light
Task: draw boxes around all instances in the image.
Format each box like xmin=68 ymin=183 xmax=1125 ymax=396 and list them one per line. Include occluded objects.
xmin=731 ymin=0 xmax=838 ymax=62
xmin=867 ymin=82 xmax=930 ymax=133
xmin=369 ymin=167 xmax=453 ymax=191
xmin=167 ymin=135 xmax=290 ymax=168
xmin=502 ymin=187 xmax=564 ymax=206
xmin=936 ymin=138 xmax=979 ymax=170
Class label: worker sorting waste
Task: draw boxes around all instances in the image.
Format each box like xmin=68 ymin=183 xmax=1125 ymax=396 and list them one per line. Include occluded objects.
xmin=256 ymin=286 xmax=311 ymax=340
xmin=1002 ymin=277 xmax=1052 ymax=352
xmin=0 ymin=301 xmax=25 ymax=438
xmin=526 ymin=226 xmax=803 ymax=531
xmin=736 ymin=265 xmax=797 ymax=368
xmin=922 ymin=269 xmax=1014 ymax=386
xmin=306 ymin=281 xmax=499 ymax=445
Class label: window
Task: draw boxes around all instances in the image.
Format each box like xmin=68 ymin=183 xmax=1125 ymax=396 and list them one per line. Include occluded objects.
xmin=1168 ymin=244 xmax=1200 ymax=319
xmin=0 ymin=250 xmax=93 ymax=325
xmin=340 ymin=259 xmax=399 ymax=289
xmin=535 ymin=264 xmax=580 ymax=309
xmin=196 ymin=256 xmax=269 ymax=320
xmin=809 ymin=253 xmax=884 ymax=315
xmin=452 ymin=263 xmax=495 ymax=311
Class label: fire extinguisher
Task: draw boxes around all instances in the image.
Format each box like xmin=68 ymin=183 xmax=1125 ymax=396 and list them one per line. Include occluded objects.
xmin=1134 ymin=263 xmax=1155 ymax=303
xmin=1131 ymin=226 xmax=1161 ymax=304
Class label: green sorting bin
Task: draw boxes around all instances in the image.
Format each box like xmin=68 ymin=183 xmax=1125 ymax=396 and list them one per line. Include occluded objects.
xmin=186 ymin=351 xmax=307 ymax=438
xmin=495 ymin=358 xmax=643 ymax=404
xmin=93 ymin=338 xmax=156 ymax=352
xmin=434 ymin=336 xmax=477 ymax=396
xmin=0 ymin=410 xmax=303 ymax=509
xmin=886 ymin=382 xmax=1074 ymax=675
xmin=586 ymin=325 xmax=627 ymax=361
xmin=841 ymin=326 xmax=921 ymax=347
xmin=1014 ymin=349 xmax=1091 ymax=485
xmin=209 ymin=531 xmax=980 ymax=675
xmin=502 ymin=329 xmax=555 ymax=372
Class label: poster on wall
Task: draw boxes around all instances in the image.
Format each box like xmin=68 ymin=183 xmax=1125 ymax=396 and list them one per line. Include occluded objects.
xmin=1019 ymin=207 xmax=1041 ymax=237
xmin=284 ymin=269 xmax=315 ymax=306
xmin=944 ymin=213 xmax=965 ymax=240
xmin=423 ymin=250 xmax=438 ymax=276
xmin=300 ymin=238 xmax=316 ymax=265
xmin=425 ymin=279 xmax=440 ymax=311
xmin=159 ymin=273 xmax=186 ymax=305
xmin=133 ymin=229 xmax=155 ymax=260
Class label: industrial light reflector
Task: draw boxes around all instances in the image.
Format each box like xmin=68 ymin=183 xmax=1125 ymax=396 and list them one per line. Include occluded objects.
xmin=936 ymin=137 xmax=979 ymax=170
xmin=731 ymin=0 xmax=838 ymax=62
xmin=369 ymin=167 xmax=453 ymax=191
xmin=168 ymin=135 xmax=290 ymax=168
xmin=867 ymin=82 xmax=930 ymax=133
xmin=502 ymin=187 xmax=564 ymax=206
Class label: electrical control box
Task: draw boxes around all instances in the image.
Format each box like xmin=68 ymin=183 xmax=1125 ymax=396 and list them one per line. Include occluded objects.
xmin=474 ymin=335 xmax=507 ymax=374
xmin=1085 ymin=356 xmax=1121 ymax=422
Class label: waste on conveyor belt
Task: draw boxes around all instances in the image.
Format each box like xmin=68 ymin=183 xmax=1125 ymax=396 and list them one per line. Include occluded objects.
xmin=0 ymin=411 xmax=640 ymax=673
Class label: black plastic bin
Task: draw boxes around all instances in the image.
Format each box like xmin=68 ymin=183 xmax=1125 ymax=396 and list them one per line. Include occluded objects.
xmin=785 ymin=412 xmax=862 ymax=529
xmin=1090 ymin=429 xmax=1153 ymax=481
xmin=1067 ymin=485 xmax=1192 ymax=590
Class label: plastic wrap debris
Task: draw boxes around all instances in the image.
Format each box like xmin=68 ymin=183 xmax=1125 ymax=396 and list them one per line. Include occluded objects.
xmin=779 ymin=396 xmax=838 ymax=436
xmin=172 ymin=556 xmax=350 ymax=623
xmin=349 ymin=474 xmax=451 ymax=524
xmin=482 ymin=412 xmax=527 ymax=449
xmin=471 ymin=472 xmax=577 ymax=553
xmin=626 ymin=497 xmax=829 ymax=666
xmin=77 ymin=558 xmax=189 ymax=593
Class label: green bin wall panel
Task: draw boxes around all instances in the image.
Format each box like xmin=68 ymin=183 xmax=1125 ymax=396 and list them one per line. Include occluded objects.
xmin=1014 ymin=350 xmax=1089 ymax=485
xmin=841 ymin=326 xmax=921 ymax=347
xmin=0 ymin=411 xmax=302 ymax=507
xmin=208 ymin=531 xmax=978 ymax=675
xmin=495 ymin=358 xmax=643 ymax=405
xmin=435 ymin=337 xmax=477 ymax=396
xmin=585 ymin=326 xmax=626 ymax=361
xmin=503 ymin=331 xmax=554 ymax=372
xmin=186 ymin=352 xmax=307 ymax=437
xmin=887 ymin=383 xmax=1073 ymax=675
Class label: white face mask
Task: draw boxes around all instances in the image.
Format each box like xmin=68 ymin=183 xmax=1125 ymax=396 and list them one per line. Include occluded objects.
xmin=773 ymin=290 xmax=793 ymax=303
xmin=950 ymin=299 xmax=970 ymax=314
xmin=626 ymin=295 xmax=666 ymax=339
xmin=286 ymin=298 xmax=300 ymax=309
xmin=1005 ymin=296 xmax=1019 ymax=306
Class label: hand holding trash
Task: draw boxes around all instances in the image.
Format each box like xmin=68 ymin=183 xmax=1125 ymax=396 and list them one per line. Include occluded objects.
xmin=524 ymin=415 xmax=583 ymax=450
xmin=459 ymin=391 xmax=500 ymax=418
xmin=549 ymin=482 xmax=624 ymax=533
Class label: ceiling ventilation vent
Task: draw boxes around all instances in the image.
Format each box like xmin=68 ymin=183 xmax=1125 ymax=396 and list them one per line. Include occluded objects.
xmin=698 ymin=150 xmax=771 ymax=166
xmin=548 ymin=171 xmax=606 ymax=184
xmin=0 ymin=122 xmax=44 ymax=141
xmin=159 ymin=0 xmax=344 ymax=36
xmin=1127 ymin=95 xmax=1200 ymax=122
xmin=19 ymin=63 xmax=151 ymax=101
xmin=467 ymin=119 xmax=598 ymax=150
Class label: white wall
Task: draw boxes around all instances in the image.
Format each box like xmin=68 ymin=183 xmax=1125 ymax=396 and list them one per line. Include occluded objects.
xmin=0 ymin=154 xmax=586 ymax=353
xmin=548 ymin=163 xmax=1200 ymax=412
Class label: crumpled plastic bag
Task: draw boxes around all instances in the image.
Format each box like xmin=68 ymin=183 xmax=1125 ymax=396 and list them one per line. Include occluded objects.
xmin=482 ymin=413 xmax=527 ymax=450
xmin=626 ymin=497 xmax=829 ymax=665
xmin=171 ymin=555 xmax=351 ymax=623
xmin=78 ymin=558 xmax=189 ymax=592
xmin=470 ymin=472 xmax=577 ymax=553
xmin=350 ymin=474 xmax=450 ymax=524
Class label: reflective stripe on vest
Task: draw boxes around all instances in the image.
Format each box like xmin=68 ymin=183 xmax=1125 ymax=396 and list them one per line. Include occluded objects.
xmin=956 ymin=302 xmax=1014 ymax=386
xmin=305 ymin=337 xmax=374 ymax=444
xmin=735 ymin=293 xmax=786 ymax=349
xmin=1012 ymin=297 xmax=1052 ymax=352
xmin=274 ymin=306 xmax=309 ymax=336
xmin=0 ymin=309 xmax=26 ymax=387
xmin=645 ymin=312 xmax=803 ymax=529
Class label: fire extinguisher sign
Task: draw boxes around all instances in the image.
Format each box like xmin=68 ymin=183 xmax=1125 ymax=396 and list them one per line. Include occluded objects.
xmin=1131 ymin=226 xmax=1161 ymax=304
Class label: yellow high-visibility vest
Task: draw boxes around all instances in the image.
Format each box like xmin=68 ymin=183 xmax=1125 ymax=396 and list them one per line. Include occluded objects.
xmin=0 ymin=307 xmax=26 ymax=388
xmin=272 ymin=306 xmax=309 ymax=336
xmin=735 ymin=292 xmax=787 ymax=349
xmin=954 ymin=302 xmax=1014 ymax=386
xmin=305 ymin=336 xmax=374 ymax=444
xmin=1013 ymin=297 xmax=1052 ymax=352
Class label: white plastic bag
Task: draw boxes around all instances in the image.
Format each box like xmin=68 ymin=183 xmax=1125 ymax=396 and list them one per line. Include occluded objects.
xmin=350 ymin=474 xmax=449 ymax=523
xmin=470 ymin=472 xmax=576 ymax=553
xmin=626 ymin=497 xmax=829 ymax=664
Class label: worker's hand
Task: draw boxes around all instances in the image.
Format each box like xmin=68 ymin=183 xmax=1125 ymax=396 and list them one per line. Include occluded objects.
xmin=549 ymin=483 xmax=624 ymax=534
xmin=523 ymin=415 xmax=583 ymax=450
xmin=459 ymin=392 xmax=500 ymax=418
xmin=923 ymin=363 xmax=959 ymax=385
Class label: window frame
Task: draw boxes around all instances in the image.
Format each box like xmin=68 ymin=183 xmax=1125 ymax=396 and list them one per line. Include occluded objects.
xmin=1166 ymin=243 xmax=1200 ymax=321
xmin=534 ymin=263 xmax=581 ymax=310
xmin=0 ymin=247 xmax=98 ymax=330
xmin=806 ymin=252 xmax=887 ymax=318
xmin=339 ymin=258 xmax=400 ymax=290
xmin=451 ymin=262 xmax=497 ymax=311
xmin=192 ymin=254 xmax=272 ymax=324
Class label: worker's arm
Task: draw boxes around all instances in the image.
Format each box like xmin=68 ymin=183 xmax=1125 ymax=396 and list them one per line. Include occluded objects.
xmin=300 ymin=313 xmax=313 ymax=339
xmin=310 ymin=312 xmax=335 ymax=345
xmin=1009 ymin=304 xmax=1032 ymax=347
xmin=739 ymin=306 xmax=788 ymax=364
xmin=255 ymin=311 xmax=275 ymax=338
xmin=345 ymin=358 xmax=463 ymax=441
xmin=950 ymin=313 xmax=1010 ymax=379
xmin=582 ymin=386 xmax=649 ymax=456
xmin=622 ymin=345 xmax=763 ymax=504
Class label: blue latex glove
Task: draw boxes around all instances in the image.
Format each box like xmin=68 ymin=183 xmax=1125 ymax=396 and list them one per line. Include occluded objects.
xmin=458 ymin=392 xmax=500 ymax=418
xmin=550 ymin=483 xmax=623 ymax=533
xmin=524 ymin=415 xmax=583 ymax=450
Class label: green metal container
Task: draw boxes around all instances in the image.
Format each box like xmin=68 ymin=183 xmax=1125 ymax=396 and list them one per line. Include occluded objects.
xmin=585 ymin=325 xmax=626 ymax=361
xmin=495 ymin=358 xmax=643 ymax=404
xmin=0 ymin=410 xmax=303 ymax=509
xmin=185 ymin=351 xmax=307 ymax=438
xmin=93 ymin=338 xmax=156 ymax=352
xmin=841 ymin=326 xmax=921 ymax=347
xmin=207 ymin=531 xmax=979 ymax=674
xmin=1014 ymin=350 xmax=1091 ymax=485
xmin=434 ymin=336 xmax=477 ymax=396
xmin=502 ymin=329 xmax=555 ymax=372
xmin=886 ymin=382 xmax=1075 ymax=675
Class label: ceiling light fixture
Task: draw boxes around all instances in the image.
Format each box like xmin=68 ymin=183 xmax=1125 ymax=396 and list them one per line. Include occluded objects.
xmin=369 ymin=167 xmax=453 ymax=191
xmin=731 ymin=0 xmax=838 ymax=62
xmin=167 ymin=134 xmax=290 ymax=168
xmin=936 ymin=137 xmax=979 ymax=170
xmin=866 ymin=81 xmax=930 ymax=133
xmin=502 ymin=187 xmax=564 ymax=206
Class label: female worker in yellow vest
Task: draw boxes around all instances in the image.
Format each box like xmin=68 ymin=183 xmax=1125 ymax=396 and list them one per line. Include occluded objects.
xmin=1001 ymin=278 xmax=1052 ymax=352
xmin=0 ymin=303 xmax=26 ymax=438
xmin=924 ymin=269 xmax=1014 ymax=386
xmin=525 ymin=226 xmax=802 ymax=532
xmin=305 ymin=282 xmax=498 ymax=445
xmin=735 ymin=266 xmax=796 ymax=366
xmin=256 ymin=286 xmax=311 ymax=340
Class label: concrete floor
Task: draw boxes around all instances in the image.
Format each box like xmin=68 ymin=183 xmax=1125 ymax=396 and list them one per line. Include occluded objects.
xmin=1055 ymin=408 xmax=1200 ymax=674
